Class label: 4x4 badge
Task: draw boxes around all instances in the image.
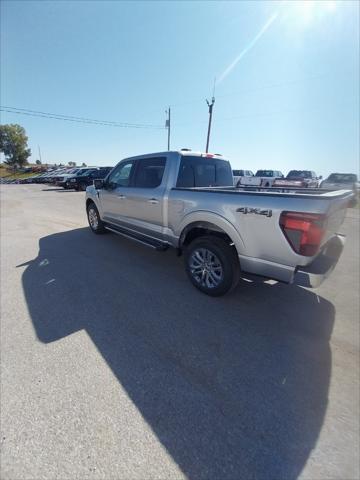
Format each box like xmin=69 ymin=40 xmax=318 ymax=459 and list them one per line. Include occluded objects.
xmin=237 ymin=207 xmax=272 ymax=217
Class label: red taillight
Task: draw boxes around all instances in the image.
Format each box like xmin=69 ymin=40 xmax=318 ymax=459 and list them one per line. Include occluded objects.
xmin=279 ymin=211 xmax=327 ymax=256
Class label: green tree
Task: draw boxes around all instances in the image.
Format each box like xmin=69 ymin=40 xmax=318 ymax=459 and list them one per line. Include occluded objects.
xmin=68 ymin=161 xmax=77 ymax=167
xmin=82 ymin=162 xmax=87 ymax=167
xmin=35 ymin=159 xmax=42 ymax=165
xmin=0 ymin=124 xmax=31 ymax=170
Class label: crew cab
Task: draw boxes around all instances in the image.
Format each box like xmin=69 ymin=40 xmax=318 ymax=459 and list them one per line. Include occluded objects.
xmin=273 ymin=170 xmax=321 ymax=188
xmin=85 ymin=150 xmax=351 ymax=296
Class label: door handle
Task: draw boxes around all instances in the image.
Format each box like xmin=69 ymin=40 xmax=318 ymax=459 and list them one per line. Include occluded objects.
xmin=148 ymin=198 xmax=159 ymax=204
xmin=117 ymin=194 xmax=126 ymax=199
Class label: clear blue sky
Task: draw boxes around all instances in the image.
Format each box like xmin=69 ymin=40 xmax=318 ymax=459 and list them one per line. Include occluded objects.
xmin=1 ymin=0 xmax=359 ymax=177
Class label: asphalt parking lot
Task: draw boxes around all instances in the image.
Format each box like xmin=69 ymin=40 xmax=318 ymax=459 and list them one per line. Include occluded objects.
xmin=1 ymin=184 xmax=359 ymax=480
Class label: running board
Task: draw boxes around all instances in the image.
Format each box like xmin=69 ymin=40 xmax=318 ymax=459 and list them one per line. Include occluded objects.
xmin=104 ymin=225 xmax=169 ymax=251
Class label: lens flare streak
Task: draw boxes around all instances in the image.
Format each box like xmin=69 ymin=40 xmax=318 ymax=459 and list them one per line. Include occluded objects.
xmin=217 ymin=12 xmax=279 ymax=85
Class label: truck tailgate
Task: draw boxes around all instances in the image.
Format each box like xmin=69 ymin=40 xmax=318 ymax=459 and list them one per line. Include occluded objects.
xmin=322 ymin=190 xmax=351 ymax=246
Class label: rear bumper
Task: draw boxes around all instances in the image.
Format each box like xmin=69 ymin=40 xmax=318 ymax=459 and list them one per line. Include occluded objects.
xmin=293 ymin=234 xmax=345 ymax=288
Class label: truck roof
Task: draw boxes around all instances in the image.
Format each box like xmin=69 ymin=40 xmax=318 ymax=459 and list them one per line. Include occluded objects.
xmin=123 ymin=150 xmax=227 ymax=160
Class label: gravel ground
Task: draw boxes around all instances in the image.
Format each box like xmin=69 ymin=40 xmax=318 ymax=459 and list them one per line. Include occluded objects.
xmin=1 ymin=184 xmax=359 ymax=480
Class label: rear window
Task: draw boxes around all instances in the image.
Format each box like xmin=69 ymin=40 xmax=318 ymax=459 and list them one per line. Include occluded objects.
xmin=256 ymin=170 xmax=274 ymax=177
xmin=232 ymin=170 xmax=244 ymax=176
xmin=287 ymin=170 xmax=312 ymax=178
xmin=177 ymin=156 xmax=233 ymax=188
xmin=328 ymin=173 xmax=357 ymax=183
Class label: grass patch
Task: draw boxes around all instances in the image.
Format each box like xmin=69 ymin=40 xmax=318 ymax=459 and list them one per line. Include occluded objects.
xmin=0 ymin=165 xmax=38 ymax=180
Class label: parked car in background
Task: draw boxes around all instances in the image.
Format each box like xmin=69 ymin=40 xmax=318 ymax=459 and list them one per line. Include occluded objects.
xmin=273 ymin=170 xmax=321 ymax=188
xmin=321 ymin=173 xmax=359 ymax=206
xmin=40 ymin=168 xmax=69 ymax=184
xmin=232 ymin=169 xmax=254 ymax=186
xmin=55 ymin=168 xmax=83 ymax=188
xmin=239 ymin=169 xmax=284 ymax=187
xmin=59 ymin=167 xmax=97 ymax=189
xmin=26 ymin=171 xmax=55 ymax=184
xmin=321 ymin=173 xmax=359 ymax=191
xmin=69 ymin=167 xmax=112 ymax=190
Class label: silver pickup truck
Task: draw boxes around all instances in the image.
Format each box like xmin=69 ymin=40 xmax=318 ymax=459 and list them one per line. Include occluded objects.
xmin=85 ymin=150 xmax=351 ymax=296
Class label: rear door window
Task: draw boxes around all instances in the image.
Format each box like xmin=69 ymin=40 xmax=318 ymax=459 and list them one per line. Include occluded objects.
xmin=133 ymin=157 xmax=166 ymax=188
xmin=177 ymin=156 xmax=233 ymax=187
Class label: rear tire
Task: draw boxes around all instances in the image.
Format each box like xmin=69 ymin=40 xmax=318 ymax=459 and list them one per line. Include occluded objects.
xmin=184 ymin=235 xmax=240 ymax=296
xmin=87 ymin=202 xmax=106 ymax=234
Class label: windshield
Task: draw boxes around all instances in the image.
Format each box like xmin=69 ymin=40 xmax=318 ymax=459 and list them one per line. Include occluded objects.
xmin=77 ymin=169 xmax=94 ymax=177
xmin=327 ymin=173 xmax=357 ymax=183
xmin=287 ymin=170 xmax=312 ymax=178
xmin=255 ymin=170 xmax=274 ymax=177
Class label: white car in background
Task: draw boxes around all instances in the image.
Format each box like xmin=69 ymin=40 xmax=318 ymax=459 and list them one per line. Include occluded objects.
xmin=239 ymin=169 xmax=284 ymax=188
xmin=232 ymin=169 xmax=254 ymax=186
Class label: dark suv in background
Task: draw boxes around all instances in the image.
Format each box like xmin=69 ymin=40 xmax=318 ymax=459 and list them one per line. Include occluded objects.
xmin=68 ymin=167 xmax=112 ymax=191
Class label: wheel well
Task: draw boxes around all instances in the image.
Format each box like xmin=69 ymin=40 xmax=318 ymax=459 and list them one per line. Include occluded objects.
xmin=180 ymin=222 xmax=234 ymax=249
xmin=86 ymin=199 xmax=95 ymax=209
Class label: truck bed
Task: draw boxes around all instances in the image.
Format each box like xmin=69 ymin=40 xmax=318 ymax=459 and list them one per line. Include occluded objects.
xmin=173 ymin=185 xmax=352 ymax=199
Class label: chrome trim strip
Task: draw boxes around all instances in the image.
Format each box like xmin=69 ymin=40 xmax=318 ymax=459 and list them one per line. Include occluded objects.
xmin=106 ymin=219 xmax=168 ymax=244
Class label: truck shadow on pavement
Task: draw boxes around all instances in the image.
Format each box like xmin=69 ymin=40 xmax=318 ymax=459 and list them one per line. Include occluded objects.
xmin=20 ymin=227 xmax=335 ymax=480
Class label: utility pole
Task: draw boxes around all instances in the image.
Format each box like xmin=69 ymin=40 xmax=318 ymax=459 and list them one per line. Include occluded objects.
xmin=165 ymin=107 xmax=171 ymax=151
xmin=205 ymin=96 xmax=215 ymax=153
xmin=38 ymin=145 xmax=42 ymax=163
xmin=205 ymin=78 xmax=216 ymax=153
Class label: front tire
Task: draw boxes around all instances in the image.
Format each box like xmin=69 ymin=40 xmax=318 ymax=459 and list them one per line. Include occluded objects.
xmin=184 ymin=235 xmax=240 ymax=296
xmin=87 ymin=202 xmax=106 ymax=234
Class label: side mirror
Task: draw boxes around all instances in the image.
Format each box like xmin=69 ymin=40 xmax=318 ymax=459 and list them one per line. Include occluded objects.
xmin=94 ymin=179 xmax=104 ymax=189
xmin=318 ymin=175 xmax=323 ymax=180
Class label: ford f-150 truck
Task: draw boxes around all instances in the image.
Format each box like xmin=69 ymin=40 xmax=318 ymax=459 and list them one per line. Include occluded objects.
xmin=85 ymin=150 xmax=351 ymax=296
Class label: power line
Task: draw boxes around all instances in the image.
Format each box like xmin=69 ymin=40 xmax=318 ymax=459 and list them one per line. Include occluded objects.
xmin=0 ymin=106 xmax=165 ymax=129
xmin=1 ymin=105 xmax=161 ymax=127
